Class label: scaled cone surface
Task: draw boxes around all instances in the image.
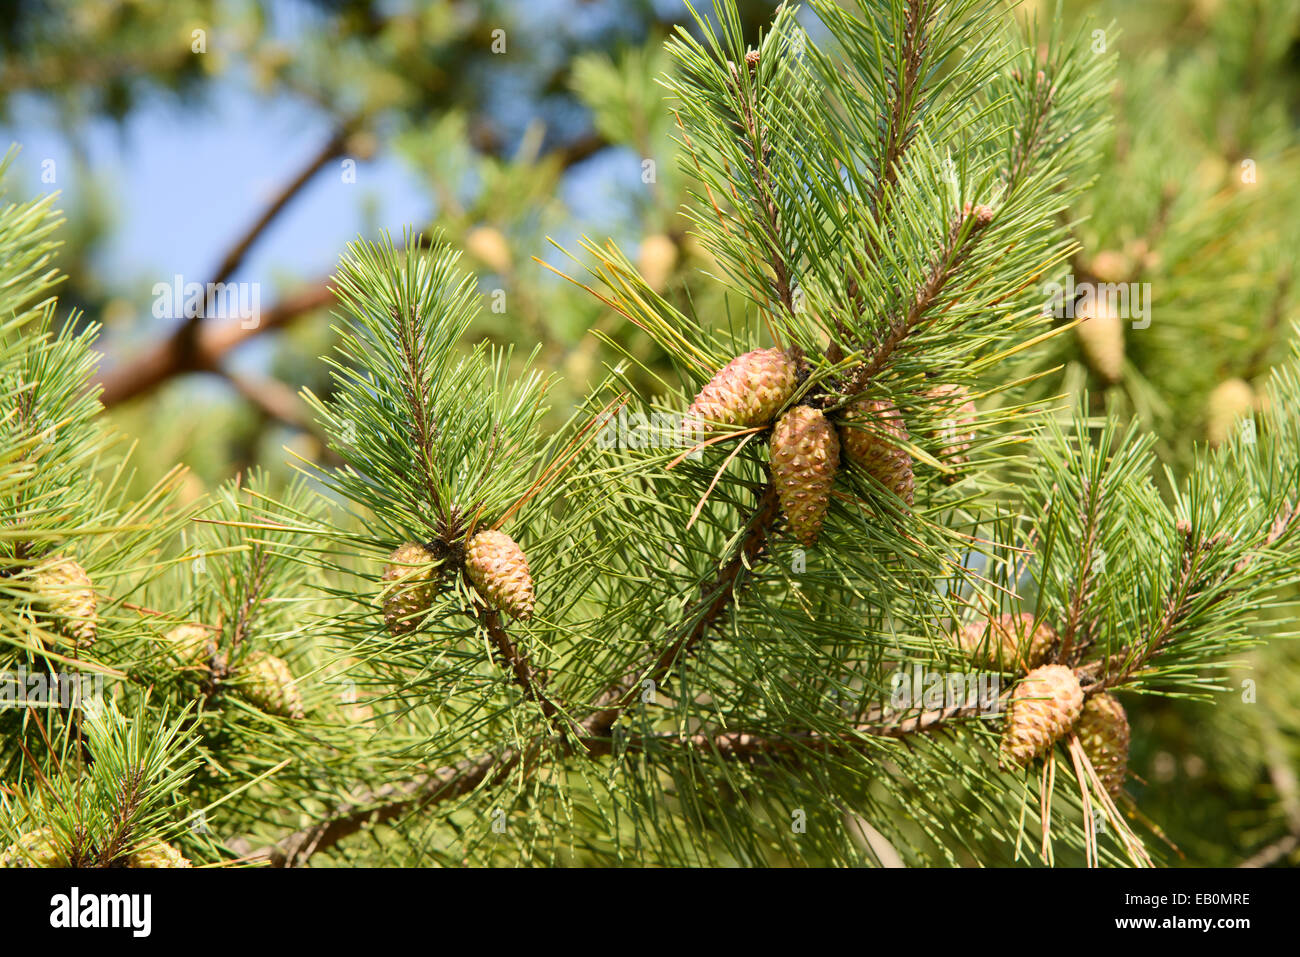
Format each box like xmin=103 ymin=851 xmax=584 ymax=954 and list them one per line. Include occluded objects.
xmin=999 ymin=664 xmax=1084 ymax=769
xmin=465 ymin=530 xmax=535 ymax=620
xmin=771 ymin=406 xmax=840 ymax=545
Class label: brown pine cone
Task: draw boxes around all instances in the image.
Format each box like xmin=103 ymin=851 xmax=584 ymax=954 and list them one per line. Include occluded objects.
xmin=1075 ymin=297 xmax=1125 ymax=385
xmin=838 ymin=398 xmax=915 ymax=505
xmin=1076 ymin=692 xmax=1130 ymax=797
xmin=381 ymin=542 xmax=442 ymax=635
xmin=239 ymin=651 xmax=305 ymax=719
xmin=31 ymin=554 xmax=98 ymax=648
xmin=465 ymin=530 xmax=535 ymax=621
xmin=955 ymin=613 xmax=1056 ymax=671
xmin=925 ymin=384 xmax=977 ymax=472
xmin=125 ymin=839 xmax=192 ymax=868
xmin=686 ymin=348 xmax=799 ymax=431
xmin=770 ymin=406 xmax=840 ymax=545
xmin=999 ymin=664 xmax=1084 ymax=769
xmin=164 ymin=623 xmax=215 ymax=667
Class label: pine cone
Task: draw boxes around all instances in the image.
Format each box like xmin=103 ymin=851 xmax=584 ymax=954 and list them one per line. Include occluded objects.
xmin=164 ymin=623 xmax=214 ymax=667
xmin=838 ymin=398 xmax=914 ymax=504
xmin=1076 ymin=693 xmax=1130 ymax=797
xmin=955 ymin=613 xmax=1056 ymax=671
xmin=770 ymin=406 xmax=840 ymax=545
xmin=686 ymin=348 xmax=799 ymax=431
xmin=926 ymin=384 xmax=977 ymax=472
xmin=637 ymin=233 xmax=678 ymax=293
xmin=1206 ymin=378 xmax=1256 ymax=447
xmin=381 ymin=542 xmax=441 ymax=635
xmin=464 ymin=226 xmax=512 ymax=274
xmin=999 ymin=664 xmax=1084 ymax=769
xmin=125 ymin=839 xmax=191 ymax=869
xmin=465 ymin=530 xmax=535 ymax=620
xmin=239 ymin=651 xmax=305 ymax=719
xmin=0 ymin=828 xmax=65 ymax=868
xmin=1075 ymin=297 xmax=1125 ymax=385
xmin=32 ymin=555 xmax=97 ymax=648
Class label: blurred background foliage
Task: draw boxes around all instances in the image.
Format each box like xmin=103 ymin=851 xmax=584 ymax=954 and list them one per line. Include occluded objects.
xmin=1 ymin=0 xmax=1298 ymax=866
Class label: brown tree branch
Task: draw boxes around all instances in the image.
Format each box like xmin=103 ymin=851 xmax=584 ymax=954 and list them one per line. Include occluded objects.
xmin=96 ymin=282 xmax=336 ymax=405
xmin=94 ymin=126 xmax=350 ymax=407
xmin=581 ymin=482 xmax=781 ymax=741
xmin=478 ymin=606 xmax=564 ymax=730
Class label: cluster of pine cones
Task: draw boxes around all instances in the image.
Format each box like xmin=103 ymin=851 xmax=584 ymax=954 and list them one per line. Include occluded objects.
xmin=956 ymin=612 xmax=1130 ymax=796
xmin=683 ymin=347 xmax=977 ymax=544
xmin=381 ymin=528 xmax=535 ymax=635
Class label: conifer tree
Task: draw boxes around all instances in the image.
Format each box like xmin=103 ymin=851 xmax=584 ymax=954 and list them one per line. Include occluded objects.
xmin=3 ymin=0 xmax=1300 ymax=870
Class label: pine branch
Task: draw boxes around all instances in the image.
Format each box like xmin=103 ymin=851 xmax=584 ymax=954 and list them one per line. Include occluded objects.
xmin=96 ymin=282 xmax=336 ymax=405
xmin=869 ymin=0 xmax=934 ymax=229
xmin=583 ymin=481 xmax=780 ymax=740
xmin=477 ymin=605 xmax=563 ymax=729
xmin=231 ymin=749 xmax=521 ymax=867
xmin=843 ymin=203 xmax=995 ymax=394
xmin=392 ymin=305 xmax=446 ymax=523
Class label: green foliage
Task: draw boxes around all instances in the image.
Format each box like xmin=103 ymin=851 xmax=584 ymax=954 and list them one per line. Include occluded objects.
xmin=2 ymin=0 xmax=1299 ymax=870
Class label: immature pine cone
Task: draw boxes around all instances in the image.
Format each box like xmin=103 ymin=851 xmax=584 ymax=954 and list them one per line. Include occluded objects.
xmin=838 ymin=398 xmax=914 ymax=505
xmin=686 ymin=348 xmax=799 ymax=430
xmin=125 ymin=839 xmax=191 ymax=869
xmin=955 ymin=613 xmax=1056 ymax=671
xmin=464 ymin=225 xmax=512 ymax=274
xmin=1206 ymin=378 xmax=1256 ymax=447
xmin=164 ymin=623 xmax=213 ymax=667
xmin=926 ymin=384 xmax=977 ymax=472
xmin=770 ymin=406 xmax=840 ymax=545
xmin=637 ymin=233 xmax=678 ymax=293
xmin=381 ymin=542 xmax=441 ymax=635
xmin=32 ymin=555 xmax=98 ymax=648
xmin=239 ymin=651 xmax=304 ymax=719
xmin=465 ymin=530 xmax=535 ymax=620
xmin=0 ymin=828 xmax=65 ymax=868
xmin=999 ymin=664 xmax=1084 ymax=769
xmin=1076 ymin=692 xmax=1130 ymax=797
xmin=1075 ymin=297 xmax=1125 ymax=385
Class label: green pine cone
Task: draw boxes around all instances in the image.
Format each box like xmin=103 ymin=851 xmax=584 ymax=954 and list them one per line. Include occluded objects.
xmin=465 ymin=530 xmax=535 ymax=621
xmin=771 ymin=406 xmax=840 ymax=546
xmin=239 ymin=651 xmax=305 ymax=719
xmin=125 ymin=839 xmax=191 ymax=869
xmin=31 ymin=555 xmax=98 ymax=648
xmin=686 ymin=348 xmax=799 ymax=430
xmin=1076 ymin=692 xmax=1130 ymax=797
xmin=999 ymin=664 xmax=1084 ymax=769
xmin=838 ymin=398 xmax=915 ymax=505
xmin=381 ymin=542 xmax=442 ymax=635
xmin=0 ymin=828 xmax=66 ymax=868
